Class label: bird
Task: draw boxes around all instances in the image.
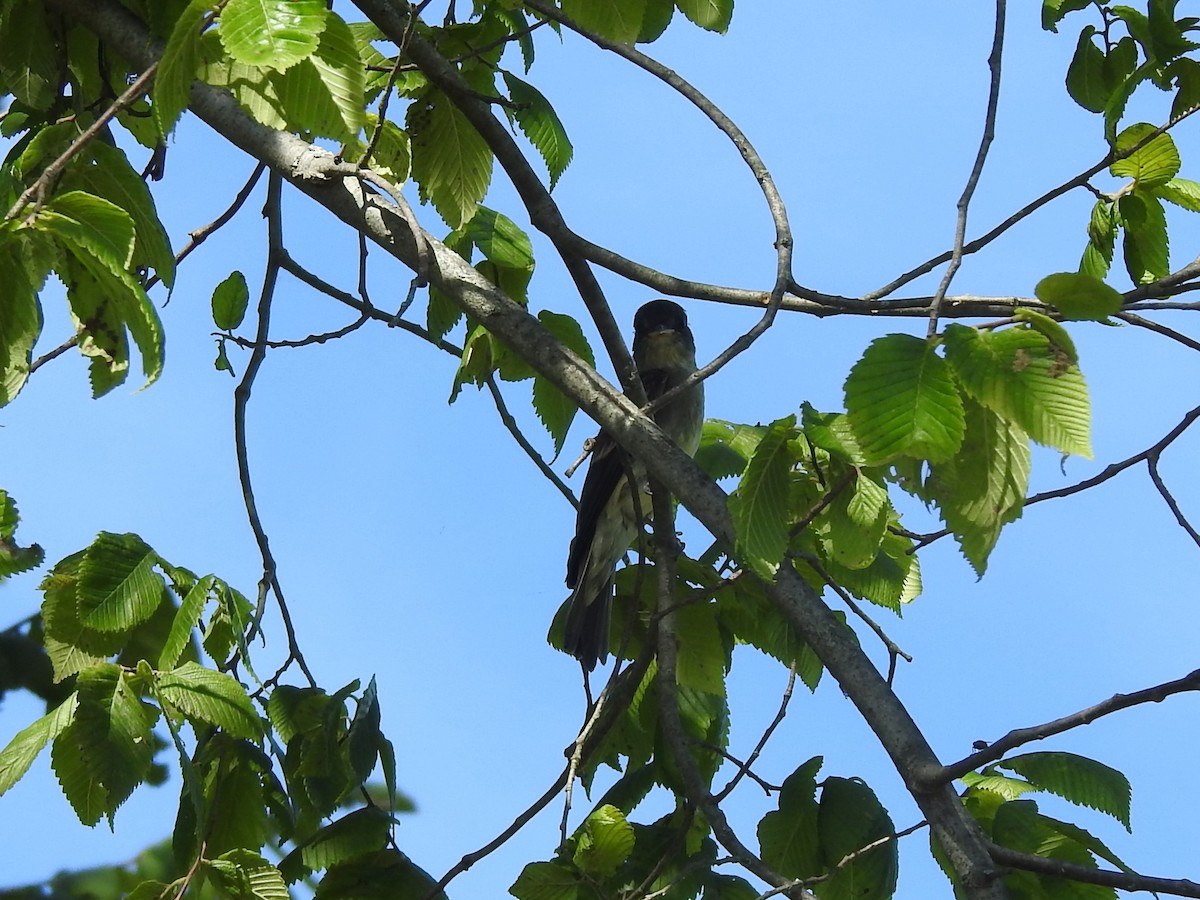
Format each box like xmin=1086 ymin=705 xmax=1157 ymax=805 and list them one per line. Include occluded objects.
xmin=562 ymin=299 xmax=705 ymax=671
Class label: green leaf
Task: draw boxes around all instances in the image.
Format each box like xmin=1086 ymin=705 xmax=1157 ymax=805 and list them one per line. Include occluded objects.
xmin=717 ymin=579 xmax=824 ymax=689
xmin=1066 ymin=27 xmax=1110 ymax=112
xmin=316 ymin=849 xmax=446 ymax=900
xmin=676 ymin=0 xmax=733 ymax=32
xmin=219 ymin=0 xmax=327 ymax=71
xmin=1041 ymin=0 xmax=1092 ymax=32
xmin=532 ymin=310 xmax=595 ymax=457
xmin=206 ymin=849 xmax=290 ymax=900
xmin=307 ymin=12 xmax=367 ymax=139
xmin=408 ymin=89 xmax=493 ymax=228
xmin=1119 ymin=190 xmax=1170 ymax=284
xmin=695 ymin=419 xmax=765 ymax=480
xmin=280 ymin=806 xmax=391 ymax=881
xmin=502 ymin=72 xmax=574 ymax=190
xmin=990 ymin=801 xmax=1117 ymax=900
xmin=816 ymin=777 xmax=898 ymax=900
xmin=1154 ymin=176 xmax=1200 ymax=211
xmin=0 ymin=0 xmax=59 ymax=109
xmin=572 ymin=804 xmax=635 ymax=877
xmin=53 ymin=665 xmax=155 ymax=826
xmin=801 ymin=404 xmax=866 ymax=466
xmin=819 ymin=473 xmax=889 ymax=571
xmin=156 ymin=662 xmax=263 ymax=738
xmin=0 ymin=237 xmax=42 ymax=407
xmin=65 ymin=142 xmax=177 ymax=289
xmin=998 ymin=752 xmax=1132 ymax=831
xmin=1111 ymin=123 xmax=1181 ymax=187
xmin=355 ymin=115 xmax=411 ymax=185
xmin=213 ymin=271 xmax=250 ymax=330
xmin=844 ymin=334 xmax=965 ymax=464
xmin=0 ymin=693 xmax=77 ymax=798
xmin=154 ymin=0 xmax=212 ymax=136
xmin=926 ymin=398 xmax=1031 ymax=575
xmin=1013 ymin=309 xmax=1078 ymax=365
xmin=158 ymin=573 xmax=214 ymax=670
xmin=347 ymin=676 xmax=382 ymax=784
xmin=675 ymin=601 xmax=726 ymax=697
xmin=1035 ymin=271 xmax=1123 ymax=322
xmin=560 ymin=0 xmax=648 ymax=44
xmin=729 ymin=415 xmax=796 ymax=578
xmin=38 ymin=190 xmax=135 ymax=275
xmin=509 ymin=860 xmax=581 ymax=900
xmin=76 ymin=532 xmax=164 ymax=633
xmin=758 ymin=757 xmax=823 ymax=879
xmin=465 ymin=206 xmax=534 ymax=270
xmin=943 ymin=324 xmax=1092 ymax=458
xmin=962 ymin=771 xmax=1039 ymax=802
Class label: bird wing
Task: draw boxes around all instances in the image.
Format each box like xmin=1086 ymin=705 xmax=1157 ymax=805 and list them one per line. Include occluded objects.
xmin=565 ymin=430 xmax=626 ymax=588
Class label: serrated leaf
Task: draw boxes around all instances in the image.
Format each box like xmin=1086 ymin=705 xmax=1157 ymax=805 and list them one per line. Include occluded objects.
xmin=347 ymin=676 xmax=382 ymax=784
xmin=674 ymin=602 xmax=725 ymax=696
xmin=219 ymin=0 xmax=327 ymax=71
xmin=159 ymin=574 xmax=214 ymax=670
xmin=1111 ymin=122 xmax=1180 ymax=187
xmin=0 ymin=0 xmax=59 ymax=109
xmin=207 ymin=850 xmax=290 ymax=900
xmin=213 ymin=271 xmax=249 ymax=330
xmin=1013 ymin=309 xmax=1078 ymax=364
xmin=998 ymin=752 xmax=1131 ymax=831
xmin=926 ymin=398 xmax=1031 ymax=575
xmin=0 ymin=240 xmax=42 ymax=407
xmin=502 ymin=72 xmax=573 ymax=190
xmin=963 ymin=771 xmax=1039 ymax=802
xmin=509 ymin=860 xmax=581 ymax=900
xmin=156 ymin=662 xmax=262 ymax=738
xmin=572 ymin=804 xmax=635 ymax=877
xmin=532 ymin=310 xmax=595 ymax=457
xmin=816 ymin=777 xmax=898 ymax=900
xmin=65 ymin=142 xmax=176 ymax=289
xmin=844 ymin=334 xmax=965 ymax=465
xmin=943 ymin=324 xmax=1092 ymax=458
xmin=154 ymin=0 xmax=212 ymax=136
xmin=800 ymin=404 xmax=866 ymax=465
xmin=317 ymin=849 xmax=446 ymax=900
xmin=1119 ymin=190 xmax=1169 ymax=284
xmin=1067 ymin=27 xmax=1110 ymax=112
xmin=729 ymin=415 xmax=795 ymax=578
xmin=695 ymin=419 xmax=765 ymax=480
xmin=76 ymin=532 xmax=164 ymax=633
xmin=1154 ymin=176 xmax=1200 ymax=211
xmin=1034 ymin=272 xmax=1123 ymax=322
xmin=0 ymin=693 xmax=77 ymax=798
xmin=307 ymin=13 xmax=367 ymax=139
xmin=990 ymin=801 xmax=1116 ymax=900
xmin=676 ymin=0 xmax=733 ymax=32
xmin=281 ymin=806 xmax=390 ymax=879
xmin=465 ymin=206 xmax=534 ymax=269
xmin=1042 ymin=0 xmax=1092 ymax=32
xmin=408 ymin=89 xmax=493 ymax=228
xmin=758 ymin=757 xmax=823 ymax=879
xmin=37 ymin=190 xmax=136 ymax=275
xmin=561 ymin=0 xmax=648 ymax=43
xmin=54 ymin=665 xmax=154 ymax=826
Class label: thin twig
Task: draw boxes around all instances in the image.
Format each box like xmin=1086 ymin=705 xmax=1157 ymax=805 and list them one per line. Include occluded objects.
xmin=232 ymin=173 xmax=316 ymax=687
xmin=486 ymin=376 xmax=578 ymax=509
xmin=1147 ymin=454 xmax=1200 ymax=549
xmin=934 ymin=667 xmax=1200 ymax=784
xmin=714 ymin=667 xmax=796 ymax=802
xmin=926 ymin=0 xmax=1005 ymax=338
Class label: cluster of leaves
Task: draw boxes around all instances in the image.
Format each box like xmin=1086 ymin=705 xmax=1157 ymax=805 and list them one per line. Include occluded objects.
xmin=0 ymin=527 xmax=418 ymax=899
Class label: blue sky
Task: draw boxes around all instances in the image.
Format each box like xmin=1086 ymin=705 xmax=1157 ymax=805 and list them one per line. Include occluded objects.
xmin=3 ymin=2 xmax=1200 ymax=897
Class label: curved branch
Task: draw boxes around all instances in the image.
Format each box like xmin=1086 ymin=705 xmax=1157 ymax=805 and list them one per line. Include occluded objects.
xmin=988 ymin=843 xmax=1200 ymax=898
xmin=927 ymin=0 xmax=1005 ymax=337
xmin=935 ymin=667 xmax=1200 ymax=784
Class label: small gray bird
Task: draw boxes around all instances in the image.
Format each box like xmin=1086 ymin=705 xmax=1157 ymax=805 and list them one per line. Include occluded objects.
xmin=563 ymin=299 xmax=705 ymax=670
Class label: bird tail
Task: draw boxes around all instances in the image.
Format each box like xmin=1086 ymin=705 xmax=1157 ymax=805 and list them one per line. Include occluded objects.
xmin=563 ymin=577 xmax=612 ymax=672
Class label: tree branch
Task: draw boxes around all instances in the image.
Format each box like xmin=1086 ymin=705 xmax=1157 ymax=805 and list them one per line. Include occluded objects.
xmin=934 ymin=667 xmax=1200 ymax=784
xmin=927 ymin=0 xmax=1005 ymax=338
xmin=988 ymin=843 xmax=1200 ymax=898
